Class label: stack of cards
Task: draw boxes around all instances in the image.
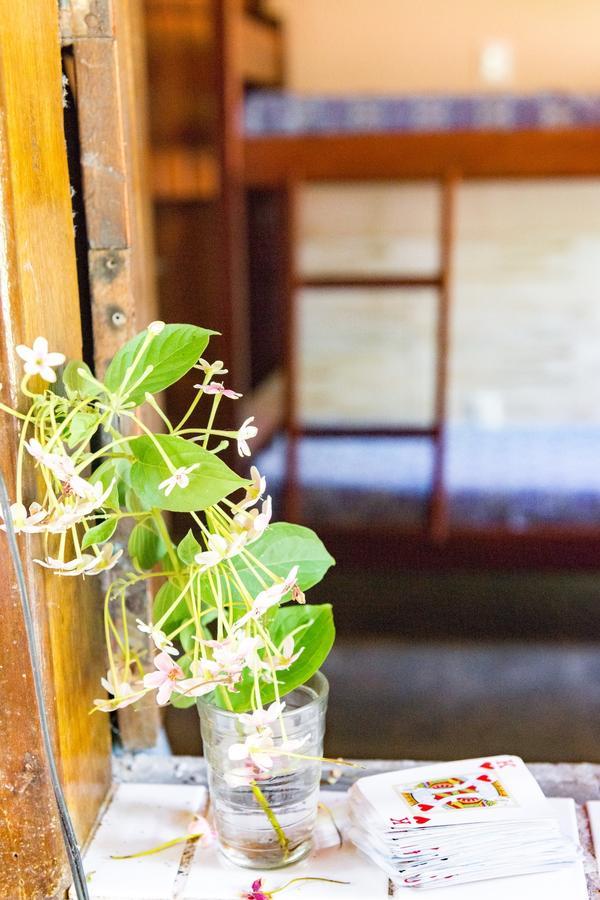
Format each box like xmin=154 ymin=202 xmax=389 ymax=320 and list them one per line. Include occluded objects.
xmin=348 ymin=755 xmax=581 ymax=890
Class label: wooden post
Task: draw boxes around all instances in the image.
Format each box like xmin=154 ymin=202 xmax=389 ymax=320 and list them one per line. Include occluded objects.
xmin=429 ymin=172 xmax=459 ymax=542
xmin=64 ymin=0 xmax=162 ymax=749
xmin=0 ymin=2 xmax=111 ymax=896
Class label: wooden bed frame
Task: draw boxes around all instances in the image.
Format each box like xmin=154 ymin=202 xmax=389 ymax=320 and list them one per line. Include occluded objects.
xmin=147 ymin=0 xmax=600 ymax=570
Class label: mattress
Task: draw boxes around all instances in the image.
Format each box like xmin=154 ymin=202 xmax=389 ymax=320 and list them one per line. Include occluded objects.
xmin=244 ymin=91 xmax=600 ymax=137
xmin=254 ymin=426 xmax=600 ymax=528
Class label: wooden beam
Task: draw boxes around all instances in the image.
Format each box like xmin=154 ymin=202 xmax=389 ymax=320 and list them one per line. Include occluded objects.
xmin=69 ymin=0 xmax=161 ymax=749
xmin=0 ymin=1 xmax=111 ymax=895
xmin=245 ymin=128 xmax=600 ymax=185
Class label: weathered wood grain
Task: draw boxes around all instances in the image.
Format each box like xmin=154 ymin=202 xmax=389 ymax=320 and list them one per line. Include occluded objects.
xmin=0 ymin=2 xmax=112 ymax=896
xmin=68 ymin=0 xmax=161 ymax=750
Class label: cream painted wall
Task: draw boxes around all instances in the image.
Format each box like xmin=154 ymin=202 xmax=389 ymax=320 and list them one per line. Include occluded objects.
xmin=267 ymin=0 xmax=600 ymax=94
xmin=297 ymin=181 xmax=600 ymax=426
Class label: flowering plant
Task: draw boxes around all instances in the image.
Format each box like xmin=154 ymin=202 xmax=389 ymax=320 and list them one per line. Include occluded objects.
xmin=1 ymin=323 xmax=335 ymax=737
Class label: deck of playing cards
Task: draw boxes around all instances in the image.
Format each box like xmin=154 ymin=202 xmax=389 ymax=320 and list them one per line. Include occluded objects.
xmin=348 ymin=755 xmax=581 ymax=890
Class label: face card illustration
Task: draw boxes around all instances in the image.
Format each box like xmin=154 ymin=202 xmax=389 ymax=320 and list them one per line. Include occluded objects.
xmin=396 ymin=765 xmax=516 ymax=815
xmin=352 ymin=756 xmax=551 ymax=830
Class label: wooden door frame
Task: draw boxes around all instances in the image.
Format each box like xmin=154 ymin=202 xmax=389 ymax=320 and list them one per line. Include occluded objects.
xmin=0 ymin=2 xmax=111 ymax=896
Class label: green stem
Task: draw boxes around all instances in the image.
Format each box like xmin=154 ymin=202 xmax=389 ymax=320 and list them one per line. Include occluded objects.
xmin=271 ymin=877 xmax=350 ymax=895
xmin=110 ymin=831 xmax=205 ymax=860
xmin=250 ymin=781 xmax=289 ymax=857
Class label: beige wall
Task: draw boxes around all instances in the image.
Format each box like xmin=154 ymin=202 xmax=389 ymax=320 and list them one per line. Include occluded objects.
xmin=268 ymin=0 xmax=600 ymax=95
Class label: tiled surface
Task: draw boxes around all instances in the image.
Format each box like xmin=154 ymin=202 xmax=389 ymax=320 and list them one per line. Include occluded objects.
xmin=82 ymin=777 xmax=595 ymax=898
xmin=80 ymin=784 xmax=207 ymax=899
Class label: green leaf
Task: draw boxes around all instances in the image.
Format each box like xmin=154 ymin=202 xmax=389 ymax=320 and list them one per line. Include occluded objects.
xmin=81 ymin=516 xmax=118 ymax=549
xmin=104 ymin=323 xmax=215 ymax=405
xmin=221 ymin=523 xmax=335 ymax=599
xmin=128 ymin=519 xmax=166 ymax=570
xmin=88 ymin=458 xmax=129 ymax=510
xmin=170 ymin=691 xmax=197 ymax=709
xmin=65 ymin=411 xmax=98 ymax=448
xmin=130 ymin=434 xmax=248 ymax=513
xmin=153 ymin=580 xmax=190 ymax=634
xmin=177 ymin=529 xmax=202 ymax=565
xmin=62 ymin=360 xmax=103 ymax=399
xmin=221 ymin=603 xmax=335 ymax=712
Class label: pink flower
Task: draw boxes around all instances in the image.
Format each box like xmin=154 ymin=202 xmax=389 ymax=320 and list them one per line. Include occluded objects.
xmin=244 ymin=879 xmax=270 ymax=900
xmin=195 ymin=381 xmax=242 ymax=399
xmin=187 ymin=814 xmax=215 ymax=848
xmin=143 ymin=652 xmax=184 ymax=705
xmin=175 ymin=658 xmax=236 ymax=698
xmin=16 ymin=336 xmax=65 ymax=382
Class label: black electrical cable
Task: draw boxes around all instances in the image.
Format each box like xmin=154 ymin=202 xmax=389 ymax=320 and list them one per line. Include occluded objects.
xmin=0 ymin=473 xmax=90 ymax=900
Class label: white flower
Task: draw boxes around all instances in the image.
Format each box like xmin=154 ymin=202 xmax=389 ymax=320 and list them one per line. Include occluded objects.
xmin=233 ymin=496 xmax=272 ymax=543
xmin=261 ymin=636 xmax=303 ymax=681
xmin=94 ymin=669 xmax=142 ymax=712
xmin=235 ymin=566 xmax=299 ymax=628
xmin=238 ymin=701 xmax=285 ymax=733
xmin=0 ymin=501 xmax=48 ymax=534
xmin=237 ymin=417 xmax=258 ymax=457
xmin=233 ymin=466 xmax=266 ymax=512
xmin=227 ymin=727 xmax=309 ymax=772
xmin=44 ymin=479 xmax=115 ymax=533
xmin=194 ymin=533 xmax=230 ymax=569
xmin=200 ymin=634 xmax=262 ymax=676
xmin=136 ymin=619 xmax=178 ymax=656
xmin=24 ymin=438 xmax=97 ymax=499
xmin=194 ymin=358 xmax=228 ymax=377
xmin=35 ymin=543 xmax=122 ymax=576
xmin=228 ymin=729 xmax=278 ymax=770
xmin=158 ymin=464 xmax=200 ymax=496
xmin=16 ymin=337 xmax=65 ymax=382
xmin=175 ymin=657 xmax=240 ymax=698
xmin=148 ymin=320 xmax=165 ymax=335
xmin=193 ymin=532 xmax=248 ymax=570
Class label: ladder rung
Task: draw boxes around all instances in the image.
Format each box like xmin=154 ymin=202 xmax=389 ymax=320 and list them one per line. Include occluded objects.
xmin=293 ymin=426 xmax=440 ymax=439
xmin=296 ymin=275 xmax=443 ymax=290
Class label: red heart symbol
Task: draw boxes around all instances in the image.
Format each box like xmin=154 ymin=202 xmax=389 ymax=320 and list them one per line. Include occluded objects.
xmin=477 ymin=775 xmax=492 ymax=782
xmin=418 ymin=804 xmax=434 ymax=811
xmin=480 ymin=762 xmax=494 ymax=770
xmin=414 ymin=816 xmax=430 ymax=824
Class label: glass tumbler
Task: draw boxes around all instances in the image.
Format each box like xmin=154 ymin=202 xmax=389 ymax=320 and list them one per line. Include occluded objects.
xmin=197 ymin=672 xmax=329 ymax=868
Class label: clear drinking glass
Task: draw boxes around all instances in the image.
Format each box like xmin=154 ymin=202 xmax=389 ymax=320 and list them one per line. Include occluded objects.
xmin=197 ymin=672 xmax=329 ymax=868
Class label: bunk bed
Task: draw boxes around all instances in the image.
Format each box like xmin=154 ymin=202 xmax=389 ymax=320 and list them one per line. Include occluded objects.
xmin=146 ymin=1 xmax=600 ymax=569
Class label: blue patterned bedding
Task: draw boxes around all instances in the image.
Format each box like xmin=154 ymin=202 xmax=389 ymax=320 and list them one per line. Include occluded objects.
xmin=254 ymin=426 xmax=600 ymax=528
xmin=244 ymin=92 xmax=600 ymax=137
